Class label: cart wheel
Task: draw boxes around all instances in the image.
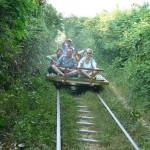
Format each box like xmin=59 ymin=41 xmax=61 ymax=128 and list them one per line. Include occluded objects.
xmin=93 ymin=86 xmax=100 ymax=93
xmin=54 ymin=82 xmax=62 ymax=89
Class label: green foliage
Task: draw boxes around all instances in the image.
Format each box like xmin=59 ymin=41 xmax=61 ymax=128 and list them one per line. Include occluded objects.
xmin=61 ymin=6 xmax=150 ymax=148
xmin=60 ymin=89 xmax=79 ymax=149
xmin=0 ymin=0 xmax=64 ymax=148
xmin=61 ymin=4 xmax=150 ymax=112
xmin=81 ymin=92 xmax=139 ymax=150
xmin=85 ymin=3 xmax=150 ymax=109
xmin=0 ymin=75 xmax=79 ymax=149
xmin=0 ymin=0 xmax=63 ymax=90
xmin=81 ymin=91 xmax=145 ymax=149
xmin=1 ymin=0 xmax=150 ymax=149
xmin=63 ymin=16 xmax=94 ymax=50
xmin=0 ymin=76 xmax=56 ymax=149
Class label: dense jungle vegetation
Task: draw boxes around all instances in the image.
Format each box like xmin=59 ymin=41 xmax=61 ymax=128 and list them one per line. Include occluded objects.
xmin=0 ymin=0 xmax=149 ymax=149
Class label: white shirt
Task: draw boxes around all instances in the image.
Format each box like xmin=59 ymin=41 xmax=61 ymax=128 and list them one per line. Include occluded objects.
xmin=78 ymin=57 xmax=97 ymax=71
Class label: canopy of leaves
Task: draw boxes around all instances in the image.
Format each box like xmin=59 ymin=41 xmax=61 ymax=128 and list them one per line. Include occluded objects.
xmin=85 ymin=3 xmax=150 ymax=105
xmin=0 ymin=0 xmax=63 ymax=148
xmin=61 ymin=4 xmax=150 ymax=107
xmin=0 ymin=0 xmax=63 ymax=90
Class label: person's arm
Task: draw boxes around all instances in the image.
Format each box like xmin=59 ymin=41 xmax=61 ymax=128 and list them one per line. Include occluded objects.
xmin=73 ymin=58 xmax=78 ymax=67
xmin=78 ymin=49 xmax=85 ymax=55
xmin=78 ymin=62 xmax=81 ymax=68
xmin=78 ymin=57 xmax=84 ymax=68
xmin=55 ymin=55 xmax=63 ymax=67
xmin=61 ymin=41 xmax=65 ymax=47
xmin=47 ymin=55 xmax=57 ymax=65
xmin=62 ymin=41 xmax=67 ymax=51
xmin=91 ymin=58 xmax=97 ymax=68
xmin=51 ymin=55 xmax=57 ymax=64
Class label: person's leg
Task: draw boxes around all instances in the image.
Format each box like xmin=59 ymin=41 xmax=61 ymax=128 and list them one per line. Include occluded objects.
xmin=52 ymin=65 xmax=64 ymax=76
xmin=48 ymin=66 xmax=57 ymax=74
xmin=48 ymin=66 xmax=52 ymax=74
xmin=78 ymin=69 xmax=91 ymax=79
xmin=89 ymin=70 xmax=99 ymax=78
xmin=66 ymin=70 xmax=79 ymax=77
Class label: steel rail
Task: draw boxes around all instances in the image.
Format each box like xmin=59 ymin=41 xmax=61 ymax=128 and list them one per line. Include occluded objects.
xmin=97 ymin=94 xmax=140 ymax=150
xmin=56 ymin=90 xmax=61 ymax=150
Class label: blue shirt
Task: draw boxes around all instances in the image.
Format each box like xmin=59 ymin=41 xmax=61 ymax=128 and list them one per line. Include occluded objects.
xmin=57 ymin=56 xmax=77 ymax=67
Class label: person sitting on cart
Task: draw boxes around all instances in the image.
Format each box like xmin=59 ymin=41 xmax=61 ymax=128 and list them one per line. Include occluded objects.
xmin=52 ymin=47 xmax=78 ymax=76
xmin=72 ymin=49 xmax=81 ymax=62
xmin=61 ymin=39 xmax=74 ymax=56
xmin=47 ymin=48 xmax=63 ymax=75
xmin=77 ymin=48 xmax=99 ymax=79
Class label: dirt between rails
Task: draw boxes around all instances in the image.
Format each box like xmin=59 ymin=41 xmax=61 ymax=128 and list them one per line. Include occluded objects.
xmin=109 ymin=83 xmax=150 ymax=130
xmin=76 ymin=97 xmax=104 ymax=150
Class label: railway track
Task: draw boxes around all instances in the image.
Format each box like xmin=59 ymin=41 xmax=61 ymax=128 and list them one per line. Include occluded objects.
xmin=76 ymin=96 xmax=102 ymax=150
xmin=56 ymin=90 xmax=140 ymax=150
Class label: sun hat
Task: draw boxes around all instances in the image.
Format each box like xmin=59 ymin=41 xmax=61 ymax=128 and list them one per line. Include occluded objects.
xmin=86 ymin=48 xmax=93 ymax=54
xmin=66 ymin=39 xmax=72 ymax=42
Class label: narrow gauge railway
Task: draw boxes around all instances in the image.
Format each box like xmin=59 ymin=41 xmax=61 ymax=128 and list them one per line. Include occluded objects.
xmin=47 ymin=69 xmax=140 ymax=150
xmin=55 ymin=90 xmax=140 ymax=150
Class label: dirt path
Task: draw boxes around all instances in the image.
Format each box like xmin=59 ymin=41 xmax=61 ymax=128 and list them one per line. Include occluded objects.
xmin=75 ymin=97 xmax=104 ymax=150
xmin=109 ymin=83 xmax=150 ymax=130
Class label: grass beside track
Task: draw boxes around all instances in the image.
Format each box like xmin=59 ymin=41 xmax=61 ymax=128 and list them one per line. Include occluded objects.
xmin=1 ymin=75 xmax=149 ymax=149
xmin=81 ymin=89 xmax=150 ymax=150
xmin=60 ymin=88 xmax=80 ymax=150
xmin=0 ymin=77 xmax=80 ymax=150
